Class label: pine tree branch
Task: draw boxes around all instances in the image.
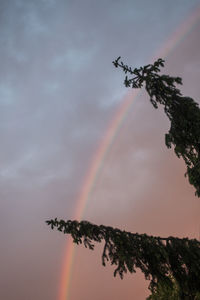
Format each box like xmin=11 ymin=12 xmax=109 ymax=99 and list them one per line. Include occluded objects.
xmin=46 ymin=218 xmax=200 ymax=298
xmin=113 ymin=57 xmax=200 ymax=197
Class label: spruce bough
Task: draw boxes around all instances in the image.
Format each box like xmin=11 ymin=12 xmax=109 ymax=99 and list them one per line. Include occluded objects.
xmin=113 ymin=57 xmax=200 ymax=197
xmin=47 ymin=58 xmax=200 ymax=299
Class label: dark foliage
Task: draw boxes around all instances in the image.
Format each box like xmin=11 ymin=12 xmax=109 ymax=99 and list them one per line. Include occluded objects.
xmin=47 ymin=58 xmax=200 ymax=299
xmin=46 ymin=218 xmax=200 ymax=299
xmin=113 ymin=57 xmax=200 ymax=197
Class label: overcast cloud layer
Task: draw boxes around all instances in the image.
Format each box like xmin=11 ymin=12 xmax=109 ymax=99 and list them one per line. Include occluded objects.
xmin=1 ymin=1 xmax=200 ymax=299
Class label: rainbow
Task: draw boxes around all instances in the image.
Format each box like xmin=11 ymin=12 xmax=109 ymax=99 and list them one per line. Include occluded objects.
xmin=58 ymin=5 xmax=200 ymax=300
xmin=58 ymin=88 xmax=139 ymax=300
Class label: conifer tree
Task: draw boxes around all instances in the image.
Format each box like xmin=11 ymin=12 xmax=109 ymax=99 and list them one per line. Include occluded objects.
xmin=47 ymin=58 xmax=200 ymax=299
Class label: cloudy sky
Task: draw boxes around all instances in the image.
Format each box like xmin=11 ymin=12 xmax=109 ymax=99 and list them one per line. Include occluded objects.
xmin=1 ymin=1 xmax=200 ymax=299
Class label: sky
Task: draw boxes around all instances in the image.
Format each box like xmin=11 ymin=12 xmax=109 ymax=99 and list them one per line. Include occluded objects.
xmin=0 ymin=1 xmax=200 ymax=299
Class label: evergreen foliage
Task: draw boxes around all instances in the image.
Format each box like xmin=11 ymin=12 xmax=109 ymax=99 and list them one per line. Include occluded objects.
xmin=47 ymin=58 xmax=200 ymax=299
xmin=113 ymin=57 xmax=200 ymax=197
xmin=46 ymin=218 xmax=200 ymax=299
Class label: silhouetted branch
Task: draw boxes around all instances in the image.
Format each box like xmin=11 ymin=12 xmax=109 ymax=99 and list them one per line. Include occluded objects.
xmin=46 ymin=218 xmax=200 ymax=298
xmin=113 ymin=57 xmax=200 ymax=197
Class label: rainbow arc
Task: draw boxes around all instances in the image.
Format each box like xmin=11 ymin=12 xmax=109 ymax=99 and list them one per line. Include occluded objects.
xmin=58 ymin=6 xmax=200 ymax=300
